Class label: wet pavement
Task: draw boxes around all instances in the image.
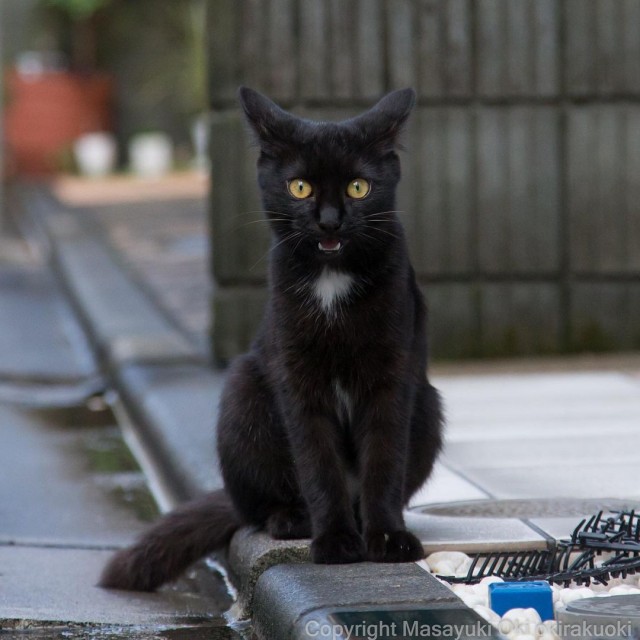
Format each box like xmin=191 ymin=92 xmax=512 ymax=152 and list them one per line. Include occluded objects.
xmin=0 ymin=204 xmax=234 ymax=638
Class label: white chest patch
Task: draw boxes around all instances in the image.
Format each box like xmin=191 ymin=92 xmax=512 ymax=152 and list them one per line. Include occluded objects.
xmin=313 ymin=268 xmax=353 ymax=313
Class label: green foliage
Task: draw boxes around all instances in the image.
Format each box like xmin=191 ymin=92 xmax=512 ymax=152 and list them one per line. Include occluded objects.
xmin=45 ymin=0 xmax=111 ymax=21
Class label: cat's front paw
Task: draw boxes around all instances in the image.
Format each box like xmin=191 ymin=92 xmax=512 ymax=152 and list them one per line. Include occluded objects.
xmin=366 ymin=530 xmax=424 ymax=563
xmin=311 ymin=529 xmax=366 ymax=564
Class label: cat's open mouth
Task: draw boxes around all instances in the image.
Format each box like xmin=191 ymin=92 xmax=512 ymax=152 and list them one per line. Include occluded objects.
xmin=318 ymin=238 xmax=343 ymax=253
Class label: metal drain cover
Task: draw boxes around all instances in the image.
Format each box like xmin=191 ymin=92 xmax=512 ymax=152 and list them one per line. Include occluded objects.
xmin=413 ymin=498 xmax=640 ymax=519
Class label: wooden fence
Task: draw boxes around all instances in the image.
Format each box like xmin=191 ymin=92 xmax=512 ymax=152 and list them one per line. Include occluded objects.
xmin=207 ymin=0 xmax=640 ymax=362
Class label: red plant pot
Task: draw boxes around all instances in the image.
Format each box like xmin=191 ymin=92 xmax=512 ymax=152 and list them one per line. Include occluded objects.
xmin=4 ymin=69 xmax=114 ymax=176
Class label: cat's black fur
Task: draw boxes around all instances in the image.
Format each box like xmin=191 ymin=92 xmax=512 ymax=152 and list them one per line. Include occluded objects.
xmin=100 ymin=87 xmax=444 ymax=591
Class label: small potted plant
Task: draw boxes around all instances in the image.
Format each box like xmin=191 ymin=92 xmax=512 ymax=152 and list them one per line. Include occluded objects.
xmin=4 ymin=0 xmax=116 ymax=175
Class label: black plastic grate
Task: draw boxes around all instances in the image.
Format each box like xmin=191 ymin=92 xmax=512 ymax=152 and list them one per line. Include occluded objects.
xmin=438 ymin=510 xmax=640 ymax=587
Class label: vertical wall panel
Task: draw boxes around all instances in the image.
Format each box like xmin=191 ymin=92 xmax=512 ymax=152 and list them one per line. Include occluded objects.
xmin=505 ymin=0 xmax=532 ymax=96
xmin=207 ymin=0 xmax=241 ymax=104
xmin=566 ymin=0 xmax=639 ymax=96
xmin=567 ymin=108 xmax=596 ymax=271
xmin=532 ymin=0 xmax=559 ymax=96
xmin=416 ymin=108 xmax=446 ymax=275
xmin=444 ymin=108 xmax=475 ymax=272
xmin=569 ymin=106 xmax=639 ymax=274
xmin=564 ymin=0 xmax=597 ymax=95
xmin=477 ymin=109 xmax=510 ymax=271
xmin=443 ymin=0 xmax=473 ymax=96
xmin=300 ymin=1 xmax=330 ymax=100
xmin=329 ymin=0 xmax=358 ymax=99
xmin=480 ymin=284 xmax=562 ymax=355
xmin=594 ymin=0 xmax=623 ymax=94
xmin=478 ymin=107 xmax=560 ymax=273
xmin=622 ymin=0 xmax=640 ymax=93
xmin=626 ymin=108 xmax=640 ymax=271
xmin=387 ymin=0 xmax=418 ymax=89
xmin=477 ymin=0 xmax=507 ymax=96
xmin=479 ymin=0 xmax=559 ymax=97
xmin=570 ymin=284 xmax=640 ymax=351
xmin=417 ymin=0 xmax=473 ymax=98
xmin=356 ymin=0 xmax=385 ymax=99
xmin=423 ymin=284 xmax=479 ymax=359
xmin=417 ymin=0 xmax=444 ymax=97
xmin=240 ymin=0 xmax=267 ymax=92
xmin=412 ymin=108 xmax=474 ymax=276
xmin=266 ymin=0 xmax=297 ymax=101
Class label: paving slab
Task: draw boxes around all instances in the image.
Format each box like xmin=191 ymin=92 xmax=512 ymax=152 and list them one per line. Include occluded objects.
xmin=434 ymin=371 xmax=640 ymax=432
xmin=0 ymin=546 xmax=227 ymax=629
xmin=458 ymin=463 xmax=640 ymax=501
xmin=444 ymin=432 xmax=640 ymax=469
xmin=0 ymin=264 xmax=97 ymax=382
xmin=0 ymin=402 xmax=151 ymax=548
xmin=405 ymin=512 xmax=547 ymax=554
xmin=408 ymin=462 xmax=489 ymax=507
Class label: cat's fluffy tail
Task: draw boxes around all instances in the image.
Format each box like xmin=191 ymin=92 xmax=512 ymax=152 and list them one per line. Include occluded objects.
xmin=99 ymin=489 xmax=242 ymax=591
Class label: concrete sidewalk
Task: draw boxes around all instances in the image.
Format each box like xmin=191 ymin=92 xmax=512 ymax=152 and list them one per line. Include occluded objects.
xmin=9 ymin=180 xmax=640 ymax=639
xmin=0 ymin=194 xmax=235 ymax=639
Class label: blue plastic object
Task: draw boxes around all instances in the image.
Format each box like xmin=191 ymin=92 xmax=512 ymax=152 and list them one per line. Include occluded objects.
xmin=489 ymin=581 xmax=554 ymax=620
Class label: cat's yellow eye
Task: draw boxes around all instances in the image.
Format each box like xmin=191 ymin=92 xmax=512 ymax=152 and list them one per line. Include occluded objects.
xmin=346 ymin=178 xmax=370 ymax=199
xmin=288 ymin=179 xmax=313 ymax=199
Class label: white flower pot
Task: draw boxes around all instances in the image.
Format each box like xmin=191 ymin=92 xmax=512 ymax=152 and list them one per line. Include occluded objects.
xmin=129 ymin=132 xmax=173 ymax=179
xmin=73 ymin=132 xmax=117 ymax=178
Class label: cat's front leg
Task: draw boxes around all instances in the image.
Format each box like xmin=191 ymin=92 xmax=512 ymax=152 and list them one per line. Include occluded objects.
xmin=356 ymin=385 xmax=425 ymax=563
xmin=285 ymin=408 xmax=365 ymax=564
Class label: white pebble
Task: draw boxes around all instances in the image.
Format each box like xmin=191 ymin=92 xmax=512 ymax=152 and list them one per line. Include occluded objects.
xmin=475 ymin=575 xmax=503 ymax=604
xmin=502 ymin=607 xmax=542 ymax=625
xmin=558 ymin=586 xmax=594 ymax=606
xmin=425 ymin=551 xmax=472 ymax=577
xmin=499 ymin=607 xmax=542 ymax=639
xmin=458 ymin=592 xmax=486 ymax=608
xmin=473 ymin=604 xmax=501 ymax=627
xmin=609 ymin=585 xmax=640 ymax=596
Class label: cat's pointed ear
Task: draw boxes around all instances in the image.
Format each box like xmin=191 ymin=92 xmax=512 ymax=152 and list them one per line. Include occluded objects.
xmin=351 ymin=88 xmax=416 ymax=151
xmin=238 ymin=87 xmax=296 ymax=152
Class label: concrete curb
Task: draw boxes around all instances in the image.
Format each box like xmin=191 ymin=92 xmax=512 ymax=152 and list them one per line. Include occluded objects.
xmin=252 ymin=563 xmax=484 ymax=640
xmin=114 ymin=362 xmax=225 ymax=504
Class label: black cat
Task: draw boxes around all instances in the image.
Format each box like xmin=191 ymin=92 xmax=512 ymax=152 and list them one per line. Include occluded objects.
xmin=100 ymin=87 xmax=444 ymax=591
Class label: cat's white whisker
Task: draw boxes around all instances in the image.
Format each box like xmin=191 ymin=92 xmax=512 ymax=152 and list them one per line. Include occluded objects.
xmin=248 ymin=231 xmax=301 ymax=271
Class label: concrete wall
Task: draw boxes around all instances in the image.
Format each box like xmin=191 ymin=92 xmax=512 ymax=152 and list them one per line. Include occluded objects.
xmin=212 ymin=0 xmax=637 ymax=362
